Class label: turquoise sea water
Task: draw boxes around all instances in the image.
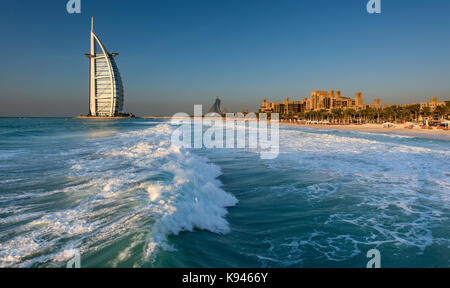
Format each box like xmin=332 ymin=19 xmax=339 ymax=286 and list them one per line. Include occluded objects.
xmin=0 ymin=118 xmax=449 ymax=268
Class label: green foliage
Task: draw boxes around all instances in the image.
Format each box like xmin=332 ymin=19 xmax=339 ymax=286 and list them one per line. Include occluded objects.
xmin=276 ymin=103 xmax=449 ymax=123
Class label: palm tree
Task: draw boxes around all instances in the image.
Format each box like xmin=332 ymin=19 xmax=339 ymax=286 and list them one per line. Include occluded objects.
xmin=331 ymin=108 xmax=343 ymax=124
xmin=344 ymin=109 xmax=356 ymax=124
xmin=337 ymin=108 xmax=344 ymax=123
xmin=374 ymin=107 xmax=383 ymax=123
xmin=398 ymin=107 xmax=411 ymax=122
xmin=286 ymin=112 xmax=295 ymax=121
xmin=421 ymin=106 xmax=432 ymax=121
xmin=407 ymin=104 xmax=421 ymax=122
xmin=367 ymin=107 xmax=378 ymax=123
xmin=383 ymin=106 xmax=395 ymax=123
xmin=435 ymin=105 xmax=448 ymax=121
xmin=389 ymin=105 xmax=401 ymax=123
xmin=362 ymin=107 xmax=375 ymax=124
xmin=305 ymin=111 xmax=311 ymax=121
xmin=296 ymin=112 xmax=306 ymax=121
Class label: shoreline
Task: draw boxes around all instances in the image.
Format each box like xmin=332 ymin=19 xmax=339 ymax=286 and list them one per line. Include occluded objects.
xmin=72 ymin=116 xmax=450 ymax=140
xmin=74 ymin=116 xmax=138 ymax=120
xmin=280 ymin=122 xmax=450 ymax=140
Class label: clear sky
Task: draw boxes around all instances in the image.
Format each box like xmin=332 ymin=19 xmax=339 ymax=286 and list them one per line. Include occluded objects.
xmin=0 ymin=0 xmax=449 ymax=116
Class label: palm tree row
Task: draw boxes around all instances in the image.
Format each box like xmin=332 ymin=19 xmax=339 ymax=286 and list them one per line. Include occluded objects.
xmin=278 ymin=102 xmax=450 ymax=124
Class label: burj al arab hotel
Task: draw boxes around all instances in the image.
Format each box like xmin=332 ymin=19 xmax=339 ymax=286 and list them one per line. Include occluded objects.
xmin=84 ymin=18 xmax=124 ymax=117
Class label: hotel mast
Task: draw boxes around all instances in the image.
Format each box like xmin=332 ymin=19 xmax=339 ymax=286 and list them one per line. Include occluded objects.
xmin=84 ymin=18 xmax=124 ymax=117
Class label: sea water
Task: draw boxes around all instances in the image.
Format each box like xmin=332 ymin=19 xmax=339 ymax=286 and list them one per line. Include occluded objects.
xmin=0 ymin=118 xmax=448 ymax=267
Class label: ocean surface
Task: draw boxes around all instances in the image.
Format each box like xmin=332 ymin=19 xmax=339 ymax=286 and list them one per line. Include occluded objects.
xmin=0 ymin=118 xmax=449 ymax=268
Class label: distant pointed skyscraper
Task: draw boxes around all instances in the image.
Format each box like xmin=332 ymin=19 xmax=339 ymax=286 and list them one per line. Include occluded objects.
xmin=207 ymin=98 xmax=228 ymax=115
xmin=84 ymin=18 xmax=124 ymax=117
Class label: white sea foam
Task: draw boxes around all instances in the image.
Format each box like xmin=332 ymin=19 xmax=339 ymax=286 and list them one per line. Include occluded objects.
xmin=1 ymin=122 xmax=448 ymax=267
xmin=306 ymin=183 xmax=340 ymax=200
xmin=0 ymin=124 xmax=237 ymax=267
xmin=268 ymin=127 xmax=450 ymax=258
xmin=210 ymin=125 xmax=448 ymax=259
xmin=219 ymin=127 xmax=450 ymax=266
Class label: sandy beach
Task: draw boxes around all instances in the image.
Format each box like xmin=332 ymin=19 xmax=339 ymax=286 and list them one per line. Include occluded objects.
xmin=280 ymin=122 xmax=450 ymax=140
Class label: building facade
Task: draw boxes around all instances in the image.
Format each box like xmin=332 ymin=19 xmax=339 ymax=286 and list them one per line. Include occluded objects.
xmin=260 ymin=98 xmax=309 ymax=114
xmin=419 ymin=98 xmax=446 ymax=111
xmin=85 ymin=18 xmax=124 ymax=117
xmin=260 ymin=90 xmax=382 ymax=114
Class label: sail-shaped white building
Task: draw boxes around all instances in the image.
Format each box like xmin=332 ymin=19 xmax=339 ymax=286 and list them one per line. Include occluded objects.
xmin=85 ymin=18 xmax=124 ymax=117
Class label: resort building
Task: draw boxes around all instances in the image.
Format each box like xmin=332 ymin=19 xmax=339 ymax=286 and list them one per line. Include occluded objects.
xmin=399 ymin=98 xmax=447 ymax=111
xmin=419 ymin=98 xmax=446 ymax=111
xmin=260 ymin=90 xmax=382 ymax=114
xmin=260 ymin=98 xmax=308 ymax=114
xmin=84 ymin=18 xmax=124 ymax=117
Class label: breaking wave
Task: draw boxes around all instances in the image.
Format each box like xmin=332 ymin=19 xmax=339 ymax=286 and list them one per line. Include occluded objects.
xmin=0 ymin=124 xmax=237 ymax=267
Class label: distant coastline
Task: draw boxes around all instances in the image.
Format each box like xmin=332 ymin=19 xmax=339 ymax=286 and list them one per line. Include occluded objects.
xmin=74 ymin=116 xmax=187 ymax=120
xmin=74 ymin=115 xmax=138 ymax=120
xmin=70 ymin=115 xmax=450 ymax=140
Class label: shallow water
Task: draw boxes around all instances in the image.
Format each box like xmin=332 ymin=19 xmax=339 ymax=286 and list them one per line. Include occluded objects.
xmin=0 ymin=118 xmax=449 ymax=267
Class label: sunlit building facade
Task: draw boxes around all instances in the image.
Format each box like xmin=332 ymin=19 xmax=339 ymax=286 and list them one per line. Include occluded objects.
xmin=419 ymin=98 xmax=446 ymax=111
xmin=260 ymin=90 xmax=382 ymax=114
xmin=84 ymin=19 xmax=124 ymax=117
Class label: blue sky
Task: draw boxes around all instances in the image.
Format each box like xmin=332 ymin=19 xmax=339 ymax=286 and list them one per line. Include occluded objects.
xmin=0 ymin=0 xmax=449 ymax=116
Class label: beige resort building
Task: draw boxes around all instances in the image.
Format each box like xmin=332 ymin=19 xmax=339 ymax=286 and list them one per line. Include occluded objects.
xmin=399 ymin=97 xmax=446 ymax=111
xmin=260 ymin=90 xmax=382 ymax=114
